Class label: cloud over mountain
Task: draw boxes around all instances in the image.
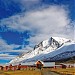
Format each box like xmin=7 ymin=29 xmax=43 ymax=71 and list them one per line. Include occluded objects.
xmin=0 ymin=5 xmax=74 ymax=47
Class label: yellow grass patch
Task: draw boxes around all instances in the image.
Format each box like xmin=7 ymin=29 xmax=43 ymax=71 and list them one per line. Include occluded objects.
xmin=51 ymin=68 xmax=75 ymax=75
xmin=0 ymin=70 xmax=41 ymax=75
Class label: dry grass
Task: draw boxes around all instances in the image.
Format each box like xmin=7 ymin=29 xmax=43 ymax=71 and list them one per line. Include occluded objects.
xmin=51 ymin=68 xmax=75 ymax=75
xmin=0 ymin=70 xmax=41 ymax=75
xmin=0 ymin=68 xmax=75 ymax=75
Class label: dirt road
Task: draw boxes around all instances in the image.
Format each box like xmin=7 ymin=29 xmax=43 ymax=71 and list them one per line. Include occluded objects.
xmin=41 ymin=71 xmax=60 ymax=75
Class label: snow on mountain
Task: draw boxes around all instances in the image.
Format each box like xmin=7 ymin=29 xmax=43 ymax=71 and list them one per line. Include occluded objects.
xmin=26 ymin=43 xmax=75 ymax=62
xmin=9 ymin=37 xmax=75 ymax=64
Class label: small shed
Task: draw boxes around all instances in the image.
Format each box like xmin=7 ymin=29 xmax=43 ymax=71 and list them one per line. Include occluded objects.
xmin=3 ymin=66 xmax=9 ymax=71
xmin=60 ymin=64 xmax=66 ymax=69
xmin=44 ymin=62 xmax=55 ymax=68
xmin=0 ymin=66 xmax=3 ymax=70
xmin=8 ymin=64 xmax=13 ymax=70
xmin=35 ymin=60 xmax=44 ymax=69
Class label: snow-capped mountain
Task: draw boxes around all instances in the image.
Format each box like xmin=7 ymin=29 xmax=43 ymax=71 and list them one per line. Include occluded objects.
xmin=9 ymin=37 xmax=75 ymax=64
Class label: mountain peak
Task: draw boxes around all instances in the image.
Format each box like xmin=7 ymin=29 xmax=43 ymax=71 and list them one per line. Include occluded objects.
xmin=52 ymin=37 xmax=71 ymax=44
xmin=34 ymin=36 xmax=71 ymax=50
xmin=9 ymin=37 xmax=74 ymax=64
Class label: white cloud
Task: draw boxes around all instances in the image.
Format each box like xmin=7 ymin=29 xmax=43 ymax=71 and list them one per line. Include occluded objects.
xmin=18 ymin=0 xmax=41 ymax=10
xmin=0 ymin=55 xmax=15 ymax=60
xmin=0 ymin=5 xmax=74 ymax=46
xmin=0 ymin=0 xmax=40 ymax=12
xmin=0 ymin=37 xmax=32 ymax=53
xmin=0 ymin=37 xmax=33 ymax=61
xmin=0 ymin=53 xmax=9 ymax=57
xmin=0 ymin=38 xmax=20 ymax=51
xmin=0 ymin=53 xmax=15 ymax=60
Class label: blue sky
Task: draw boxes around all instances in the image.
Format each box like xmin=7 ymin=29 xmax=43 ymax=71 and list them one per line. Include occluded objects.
xmin=0 ymin=0 xmax=75 ymax=64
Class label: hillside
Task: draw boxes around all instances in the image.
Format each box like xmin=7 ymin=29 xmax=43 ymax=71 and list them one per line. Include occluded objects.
xmin=9 ymin=37 xmax=75 ymax=64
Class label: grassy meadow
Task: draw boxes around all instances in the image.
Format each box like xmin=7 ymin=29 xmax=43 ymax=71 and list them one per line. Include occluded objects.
xmin=51 ymin=68 xmax=75 ymax=75
xmin=0 ymin=68 xmax=75 ymax=75
xmin=0 ymin=70 xmax=41 ymax=75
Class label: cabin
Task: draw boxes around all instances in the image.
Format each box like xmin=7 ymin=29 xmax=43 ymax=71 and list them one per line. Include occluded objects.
xmin=60 ymin=63 xmax=75 ymax=68
xmin=9 ymin=64 xmax=13 ymax=70
xmin=43 ymin=62 xmax=55 ymax=68
xmin=0 ymin=61 xmax=56 ymax=71
xmin=3 ymin=66 xmax=9 ymax=71
xmin=20 ymin=65 xmax=28 ymax=70
xmin=35 ymin=61 xmax=43 ymax=69
xmin=60 ymin=64 xmax=67 ymax=69
xmin=0 ymin=66 xmax=3 ymax=70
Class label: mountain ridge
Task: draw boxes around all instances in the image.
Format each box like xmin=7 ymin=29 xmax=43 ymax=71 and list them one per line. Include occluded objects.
xmin=9 ymin=37 xmax=75 ymax=64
